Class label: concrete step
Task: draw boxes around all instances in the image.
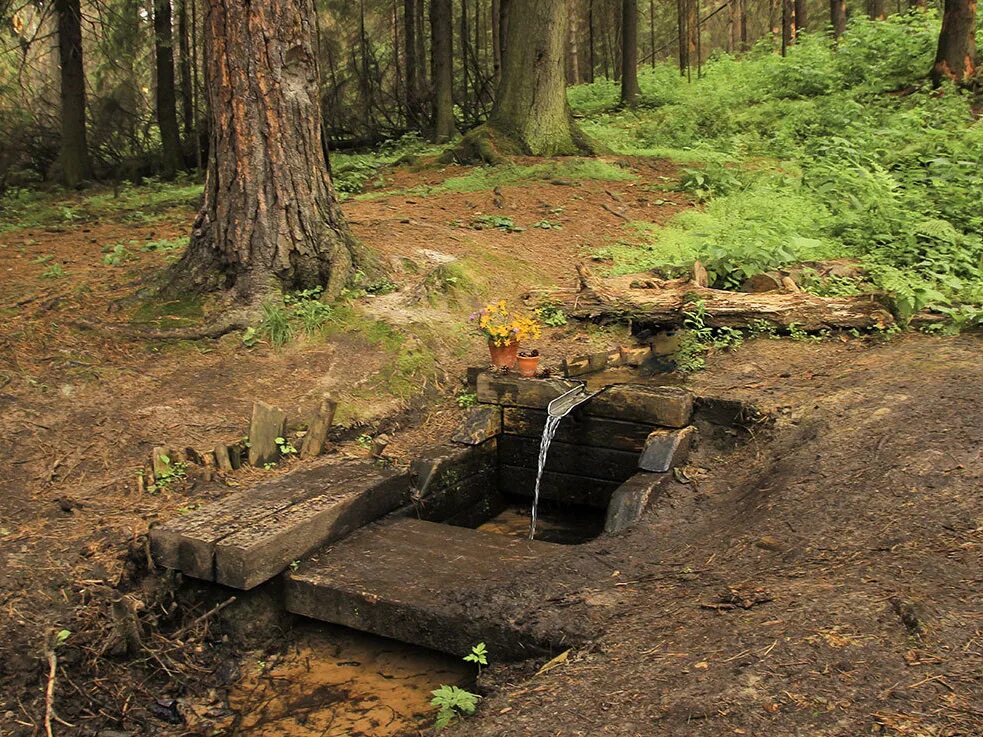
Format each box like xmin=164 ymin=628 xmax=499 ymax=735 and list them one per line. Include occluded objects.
xmin=150 ymin=462 xmax=410 ymax=589
xmin=285 ymin=517 xmax=561 ymax=659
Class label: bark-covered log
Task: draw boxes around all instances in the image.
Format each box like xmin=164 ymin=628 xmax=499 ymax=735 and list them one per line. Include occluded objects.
xmin=535 ymin=266 xmax=894 ymax=331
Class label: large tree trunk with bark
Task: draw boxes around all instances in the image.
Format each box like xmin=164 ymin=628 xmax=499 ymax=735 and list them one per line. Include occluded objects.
xmin=931 ymin=0 xmax=978 ymax=86
xmin=430 ymin=0 xmax=456 ymax=142
xmin=54 ymin=0 xmax=92 ymax=187
xmin=535 ymin=266 xmax=895 ymax=331
xmin=169 ymin=0 xmax=358 ymax=302
xmin=456 ymin=0 xmax=594 ymax=160
xmin=830 ymin=0 xmax=847 ymax=38
xmin=154 ymin=0 xmax=184 ymax=178
xmin=620 ymin=0 xmax=641 ymax=105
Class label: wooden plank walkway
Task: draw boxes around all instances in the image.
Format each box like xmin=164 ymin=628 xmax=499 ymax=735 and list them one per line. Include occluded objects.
xmin=285 ymin=517 xmax=561 ymax=659
xmin=150 ymin=462 xmax=410 ymax=589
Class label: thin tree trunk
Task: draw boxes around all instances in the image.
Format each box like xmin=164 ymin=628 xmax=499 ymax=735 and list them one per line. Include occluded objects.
xmin=588 ymin=0 xmax=596 ymax=81
xmin=781 ymin=0 xmax=793 ymax=54
xmin=677 ymin=0 xmax=688 ymax=75
xmin=794 ymin=0 xmax=807 ymax=34
xmin=460 ymin=0 xmax=470 ymax=123
xmin=649 ymin=0 xmax=656 ymax=66
xmin=868 ymin=0 xmax=886 ymax=18
xmin=178 ymin=0 xmax=193 ymax=152
xmin=431 ymin=0 xmax=456 ymax=141
xmin=492 ymin=0 xmax=502 ymax=81
xmin=830 ymin=0 xmax=847 ymax=37
xmin=568 ymin=0 xmax=580 ymax=84
xmin=499 ymin=0 xmax=511 ymax=69
xmin=404 ymin=0 xmax=419 ymax=126
xmin=54 ymin=0 xmax=92 ymax=186
xmin=931 ymin=0 xmax=977 ymax=85
xmin=191 ymin=0 xmax=202 ymax=170
xmin=154 ymin=0 xmax=184 ymax=178
xmin=620 ymin=0 xmax=640 ymax=104
xmin=171 ymin=0 xmax=358 ymax=300
xmin=687 ymin=0 xmax=698 ymax=79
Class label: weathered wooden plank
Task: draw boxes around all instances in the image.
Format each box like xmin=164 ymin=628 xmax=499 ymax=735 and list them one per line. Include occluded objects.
xmin=502 ymin=407 xmax=653 ymax=452
xmin=475 ymin=372 xmax=579 ymax=409
xmin=248 ymin=401 xmax=287 ymax=467
xmin=410 ymin=441 xmax=497 ymax=499
xmin=285 ymin=517 xmax=559 ymax=658
xmin=214 ymin=471 xmax=410 ymax=589
xmin=499 ymin=466 xmax=621 ymax=508
xmin=451 ymin=405 xmax=503 ymax=445
xmin=150 ymin=463 xmax=381 ymax=581
xmin=300 ymin=396 xmax=337 ymax=459
xmin=587 ymin=384 xmax=693 ymax=427
xmin=498 ymin=435 xmax=639 ymax=483
xmin=414 ymin=469 xmax=499 ymax=524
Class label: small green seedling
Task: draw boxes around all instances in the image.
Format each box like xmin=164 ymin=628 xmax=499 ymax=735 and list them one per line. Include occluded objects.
xmin=431 ymin=685 xmax=480 ymax=730
xmin=356 ymin=434 xmax=373 ymax=450
xmin=275 ymin=436 xmax=298 ymax=456
xmin=464 ymin=642 xmax=488 ymax=675
xmin=40 ymin=264 xmax=66 ymax=279
xmin=456 ymin=391 xmax=477 ymax=409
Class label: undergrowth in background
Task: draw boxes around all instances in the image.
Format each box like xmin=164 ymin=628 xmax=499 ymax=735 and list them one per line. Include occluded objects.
xmin=573 ymin=11 xmax=983 ymax=324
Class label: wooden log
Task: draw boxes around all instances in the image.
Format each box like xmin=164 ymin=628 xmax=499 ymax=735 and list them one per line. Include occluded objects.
xmin=541 ymin=265 xmax=893 ymax=331
xmin=300 ymin=396 xmax=337 ymax=459
xmin=248 ymin=401 xmax=287 ymax=467
xmin=588 ymin=385 xmax=694 ymax=427
xmin=503 ymin=407 xmax=653 ymax=453
xmin=213 ymin=444 xmax=234 ymax=473
xmin=498 ymin=435 xmax=639 ymax=483
xmin=475 ymin=372 xmax=580 ymax=408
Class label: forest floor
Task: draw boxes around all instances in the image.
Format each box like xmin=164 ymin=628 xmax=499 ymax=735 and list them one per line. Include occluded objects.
xmin=0 ymin=157 xmax=980 ymax=736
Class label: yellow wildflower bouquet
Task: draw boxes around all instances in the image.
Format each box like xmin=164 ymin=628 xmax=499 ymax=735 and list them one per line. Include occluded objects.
xmin=472 ymin=300 xmax=542 ymax=347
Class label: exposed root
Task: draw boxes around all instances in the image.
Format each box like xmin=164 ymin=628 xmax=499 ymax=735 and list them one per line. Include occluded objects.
xmin=72 ymin=300 xmax=263 ymax=341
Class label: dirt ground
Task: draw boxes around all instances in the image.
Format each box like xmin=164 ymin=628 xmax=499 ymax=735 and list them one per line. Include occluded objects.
xmin=1 ymin=159 xmax=980 ymax=736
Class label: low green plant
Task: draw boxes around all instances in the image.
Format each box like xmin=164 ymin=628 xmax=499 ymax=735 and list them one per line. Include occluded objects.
xmin=141 ymin=236 xmax=188 ymax=252
xmin=456 ymin=391 xmax=477 ymax=409
xmin=356 ymin=433 xmax=373 ymax=449
xmin=102 ymin=243 xmax=134 ymax=265
xmin=431 ymin=685 xmax=480 ymax=730
xmin=275 ymin=436 xmax=298 ymax=456
xmin=40 ymin=263 xmax=66 ymax=279
xmin=535 ymin=302 xmax=568 ymax=327
xmin=532 ymin=219 xmax=562 ymax=229
xmin=471 ymin=215 xmax=523 ymax=232
xmin=148 ymin=454 xmax=187 ymax=493
xmin=257 ymin=301 xmax=293 ymax=347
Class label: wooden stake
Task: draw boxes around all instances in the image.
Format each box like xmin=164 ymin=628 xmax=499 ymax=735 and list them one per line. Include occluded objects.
xmin=300 ymin=396 xmax=338 ymax=459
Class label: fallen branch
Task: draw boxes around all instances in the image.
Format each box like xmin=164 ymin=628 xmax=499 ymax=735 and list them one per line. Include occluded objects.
xmin=170 ymin=596 xmax=237 ymax=641
xmin=533 ymin=265 xmax=894 ymax=331
xmin=44 ymin=642 xmax=57 ymax=737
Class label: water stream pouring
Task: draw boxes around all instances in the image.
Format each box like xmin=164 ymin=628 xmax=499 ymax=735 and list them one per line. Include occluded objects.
xmin=529 ymin=384 xmax=605 ymax=540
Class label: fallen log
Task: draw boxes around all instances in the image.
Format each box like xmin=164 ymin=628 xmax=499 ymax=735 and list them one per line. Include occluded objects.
xmin=534 ymin=265 xmax=894 ymax=331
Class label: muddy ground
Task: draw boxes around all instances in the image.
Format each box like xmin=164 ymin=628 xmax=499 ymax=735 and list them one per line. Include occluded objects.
xmin=0 ymin=159 xmax=980 ymax=736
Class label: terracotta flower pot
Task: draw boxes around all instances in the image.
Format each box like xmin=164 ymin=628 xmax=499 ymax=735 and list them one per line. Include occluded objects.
xmin=516 ymin=350 xmax=540 ymax=378
xmin=488 ymin=339 xmax=519 ymax=369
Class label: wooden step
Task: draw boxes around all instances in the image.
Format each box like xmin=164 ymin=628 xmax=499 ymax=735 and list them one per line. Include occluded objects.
xmin=150 ymin=462 xmax=410 ymax=589
xmin=285 ymin=517 xmax=561 ymax=659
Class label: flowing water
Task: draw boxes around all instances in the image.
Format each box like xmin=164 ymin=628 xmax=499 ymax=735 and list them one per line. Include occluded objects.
xmin=528 ymin=413 xmax=562 ymax=540
xmin=528 ymin=385 xmax=602 ymax=540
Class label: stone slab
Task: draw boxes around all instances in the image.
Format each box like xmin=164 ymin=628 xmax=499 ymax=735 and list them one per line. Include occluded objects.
xmin=498 ymin=435 xmax=639 ymax=483
xmin=587 ymin=385 xmax=694 ymax=427
xmin=604 ymin=473 xmax=672 ymax=533
xmin=150 ymin=462 xmax=408 ymax=588
xmin=502 ymin=408 xmax=653 ymax=453
xmin=637 ymin=426 xmax=697 ymax=473
xmin=475 ymin=372 xmax=580 ymax=409
xmin=451 ymin=405 xmax=503 ymax=445
xmin=499 ymin=465 xmax=621 ymax=508
xmin=285 ymin=517 xmax=559 ymax=659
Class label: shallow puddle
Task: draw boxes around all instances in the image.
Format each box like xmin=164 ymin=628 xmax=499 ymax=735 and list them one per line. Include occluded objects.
xmin=478 ymin=501 xmax=603 ymax=544
xmin=213 ymin=623 xmax=471 ymax=736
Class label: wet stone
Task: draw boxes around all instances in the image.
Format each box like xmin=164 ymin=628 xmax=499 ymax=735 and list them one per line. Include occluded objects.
xmin=451 ymin=406 xmax=503 ymax=445
xmin=638 ymin=426 xmax=697 ymax=473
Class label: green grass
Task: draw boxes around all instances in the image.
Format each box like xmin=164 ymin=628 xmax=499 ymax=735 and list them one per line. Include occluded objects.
xmin=573 ymin=11 xmax=983 ymax=323
xmin=356 ymin=157 xmax=636 ymax=201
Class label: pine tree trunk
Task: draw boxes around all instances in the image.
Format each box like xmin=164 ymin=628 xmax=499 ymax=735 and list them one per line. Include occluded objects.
xmin=830 ymin=0 xmax=847 ymax=37
xmin=568 ymin=0 xmax=580 ymax=84
xmin=782 ymin=0 xmax=794 ymax=54
xmin=154 ymin=0 xmax=184 ymax=178
xmin=794 ymin=0 xmax=807 ymax=33
xmin=178 ymin=0 xmax=194 ymax=152
xmin=620 ymin=0 xmax=641 ymax=105
xmin=677 ymin=0 xmax=688 ymax=74
xmin=430 ymin=0 xmax=456 ymax=142
xmin=482 ymin=0 xmax=591 ymax=156
xmin=54 ymin=0 xmax=92 ymax=187
xmin=868 ymin=0 xmax=886 ymax=18
xmin=170 ymin=0 xmax=358 ymax=301
xmin=404 ymin=0 xmax=420 ymax=126
xmin=932 ymin=0 xmax=977 ymax=85
xmin=492 ymin=0 xmax=502 ymax=81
